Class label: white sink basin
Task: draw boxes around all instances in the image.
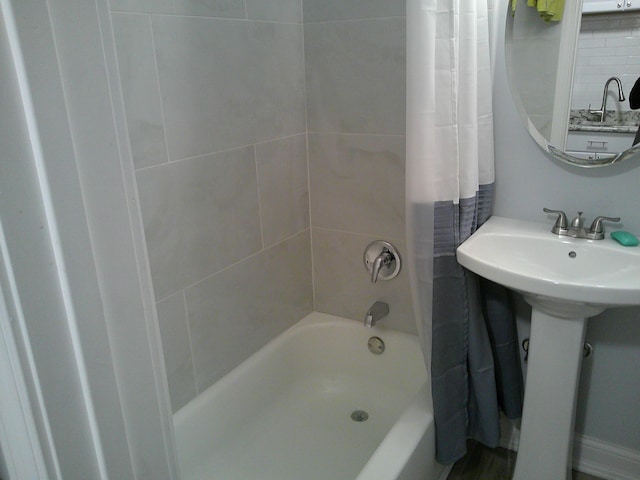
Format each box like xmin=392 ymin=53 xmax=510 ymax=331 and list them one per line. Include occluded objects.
xmin=456 ymin=216 xmax=640 ymax=316
xmin=456 ymin=215 xmax=639 ymax=480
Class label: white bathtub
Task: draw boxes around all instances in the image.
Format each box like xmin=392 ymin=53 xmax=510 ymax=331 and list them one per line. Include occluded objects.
xmin=173 ymin=312 xmax=447 ymax=480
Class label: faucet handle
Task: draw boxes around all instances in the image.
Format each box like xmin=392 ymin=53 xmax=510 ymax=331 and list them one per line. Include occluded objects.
xmin=571 ymin=211 xmax=584 ymax=230
xmin=370 ymin=250 xmax=392 ymax=283
xmin=363 ymin=241 xmax=401 ymax=283
xmin=587 ymin=215 xmax=621 ymax=240
xmin=587 ymin=104 xmax=603 ymax=120
xmin=543 ymin=208 xmax=568 ymax=234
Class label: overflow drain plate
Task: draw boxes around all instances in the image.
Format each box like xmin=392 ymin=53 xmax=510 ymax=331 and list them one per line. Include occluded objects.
xmin=351 ymin=410 xmax=369 ymax=422
xmin=368 ymin=336 xmax=385 ymax=355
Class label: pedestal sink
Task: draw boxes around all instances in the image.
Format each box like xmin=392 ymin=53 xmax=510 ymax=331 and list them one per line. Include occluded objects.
xmin=456 ymin=216 xmax=640 ymax=480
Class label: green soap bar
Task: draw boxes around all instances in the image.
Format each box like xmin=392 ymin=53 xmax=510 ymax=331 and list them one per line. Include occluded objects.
xmin=610 ymin=231 xmax=639 ymax=246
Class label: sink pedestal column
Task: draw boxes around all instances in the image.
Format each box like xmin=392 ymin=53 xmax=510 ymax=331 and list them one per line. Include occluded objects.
xmin=512 ymin=308 xmax=589 ymax=480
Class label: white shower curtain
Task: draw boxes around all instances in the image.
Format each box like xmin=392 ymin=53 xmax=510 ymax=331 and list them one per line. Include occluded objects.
xmin=406 ymin=0 xmax=522 ymax=465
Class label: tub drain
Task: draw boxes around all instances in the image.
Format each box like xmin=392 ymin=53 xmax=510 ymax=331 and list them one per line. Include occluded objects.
xmin=351 ymin=410 xmax=369 ymax=422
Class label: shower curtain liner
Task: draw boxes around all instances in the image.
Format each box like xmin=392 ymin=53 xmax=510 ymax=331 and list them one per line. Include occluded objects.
xmin=406 ymin=0 xmax=523 ymax=465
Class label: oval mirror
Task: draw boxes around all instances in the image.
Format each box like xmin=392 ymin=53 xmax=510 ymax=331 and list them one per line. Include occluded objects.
xmin=505 ymin=0 xmax=640 ymax=167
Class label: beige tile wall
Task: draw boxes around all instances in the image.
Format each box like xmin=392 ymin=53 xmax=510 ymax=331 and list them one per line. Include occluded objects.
xmin=304 ymin=2 xmax=413 ymax=334
xmin=111 ymin=0 xmax=409 ymax=413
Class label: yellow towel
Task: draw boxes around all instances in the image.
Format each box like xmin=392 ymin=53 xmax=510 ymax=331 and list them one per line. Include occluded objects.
xmin=512 ymin=0 xmax=565 ymax=22
xmin=531 ymin=0 xmax=565 ymax=22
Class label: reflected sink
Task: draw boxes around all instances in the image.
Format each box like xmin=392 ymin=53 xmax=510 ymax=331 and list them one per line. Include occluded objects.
xmin=456 ymin=216 xmax=640 ymax=317
xmin=456 ymin=215 xmax=640 ymax=480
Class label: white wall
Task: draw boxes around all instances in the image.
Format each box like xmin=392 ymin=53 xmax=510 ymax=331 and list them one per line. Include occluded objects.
xmin=1 ymin=0 xmax=179 ymax=477
xmin=0 ymin=447 xmax=7 ymax=480
xmin=1 ymin=2 xmax=111 ymax=477
xmin=495 ymin=0 xmax=640 ymax=452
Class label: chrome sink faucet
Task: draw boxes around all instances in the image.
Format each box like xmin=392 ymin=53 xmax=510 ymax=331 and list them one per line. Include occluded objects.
xmin=364 ymin=301 xmax=389 ymax=327
xmin=588 ymin=76 xmax=625 ymax=123
xmin=543 ymin=208 xmax=620 ymax=240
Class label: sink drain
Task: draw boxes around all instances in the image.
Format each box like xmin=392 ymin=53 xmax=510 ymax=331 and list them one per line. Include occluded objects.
xmin=351 ymin=410 xmax=369 ymax=422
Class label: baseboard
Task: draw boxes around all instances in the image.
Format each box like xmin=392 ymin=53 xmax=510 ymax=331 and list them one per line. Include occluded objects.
xmin=573 ymin=433 xmax=640 ymax=480
xmin=500 ymin=417 xmax=640 ymax=480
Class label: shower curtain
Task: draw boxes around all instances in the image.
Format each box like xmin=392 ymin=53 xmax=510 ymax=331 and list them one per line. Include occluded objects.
xmin=406 ymin=0 xmax=523 ymax=465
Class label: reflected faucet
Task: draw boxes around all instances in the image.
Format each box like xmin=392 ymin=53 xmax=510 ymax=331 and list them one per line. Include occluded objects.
xmin=364 ymin=301 xmax=389 ymax=327
xmin=588 ymin=77 xmax=625 ymax=123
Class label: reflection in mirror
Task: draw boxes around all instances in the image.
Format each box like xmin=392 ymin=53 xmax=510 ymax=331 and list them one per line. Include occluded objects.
xmin=567 ymin=12 xmax=640 ymax=159
xmin=505 ymin=1 xmax=640 ymax=167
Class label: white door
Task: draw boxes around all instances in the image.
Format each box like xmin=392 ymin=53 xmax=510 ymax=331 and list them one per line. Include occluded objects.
xmin=0 ymin=222 xmax=50 ymax=480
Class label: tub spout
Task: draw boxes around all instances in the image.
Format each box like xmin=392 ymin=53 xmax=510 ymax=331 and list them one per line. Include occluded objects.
xmin=364 ymin=301 xmax=389 ymax=327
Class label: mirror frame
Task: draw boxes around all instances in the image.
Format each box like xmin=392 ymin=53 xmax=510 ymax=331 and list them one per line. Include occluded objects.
xmin=505 ymin=0 xmax=640 ymax=168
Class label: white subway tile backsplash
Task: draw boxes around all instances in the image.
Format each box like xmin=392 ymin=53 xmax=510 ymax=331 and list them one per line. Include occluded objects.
xmin=578 ymin=47 xmax=610 ymax=57
xmin=591 ymin=55 xmax=628 ymax=66
xmin=578 ymin=38 xmax=607 ymax=48
xmin=605 ymin=36 xmax=640 ymax=47
xmin=615 ymin=46 xmax=640 ymax=56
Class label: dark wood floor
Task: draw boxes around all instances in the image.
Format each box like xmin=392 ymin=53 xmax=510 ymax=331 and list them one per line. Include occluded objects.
xmin=446 ymin=441 xmax=604 ymax=480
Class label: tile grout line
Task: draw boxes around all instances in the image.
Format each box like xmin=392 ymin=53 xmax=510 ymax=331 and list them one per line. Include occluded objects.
xmin=153 ymin=228 xmax=312 ymax=305
xmin=300 ymin=0 xmax=317 ymax=311
xmin=134 ymin=132 xmax=308 ymax=173
xmin=181 ymin=289 xmax=199 ymax=398
xmin=253 ymin=145 xmax=266 ymax=250
xmin=148 ymin=15 xmax=172 ymax=165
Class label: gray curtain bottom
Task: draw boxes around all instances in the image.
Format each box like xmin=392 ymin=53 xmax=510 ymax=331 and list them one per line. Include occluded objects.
xmin=424 ymin=186 xmax=524 ymax=465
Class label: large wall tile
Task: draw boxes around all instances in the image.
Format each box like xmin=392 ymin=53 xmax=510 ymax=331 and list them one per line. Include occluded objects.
xmin=112 ymin=13 xmax=168 ymax=169
xmin=312 ymin=227 xmax=416 ymax=334
xmin=186 ymin=230 xmax=312 ymax=392
xmin=156 ymin=292 xmax=197 ymax=412
xmin=136 ymin=146 xmax=261 ymax=299
xmin=152 ymin=16 xmax=306 ymax=160
xmin=246 ymin=0 xmax=302 ymax=23
xmin=305 ymin=17 xmax=406 ymax=134
xmin=309 ymin=133 xmax=405 ymax=239
xmin=109 ymin=0 xmax=245 ymax=17
xmin=303 ymin=0 xmax=404 ymax=23
xmin=256 ymin=134 xmax=309 ymax=247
